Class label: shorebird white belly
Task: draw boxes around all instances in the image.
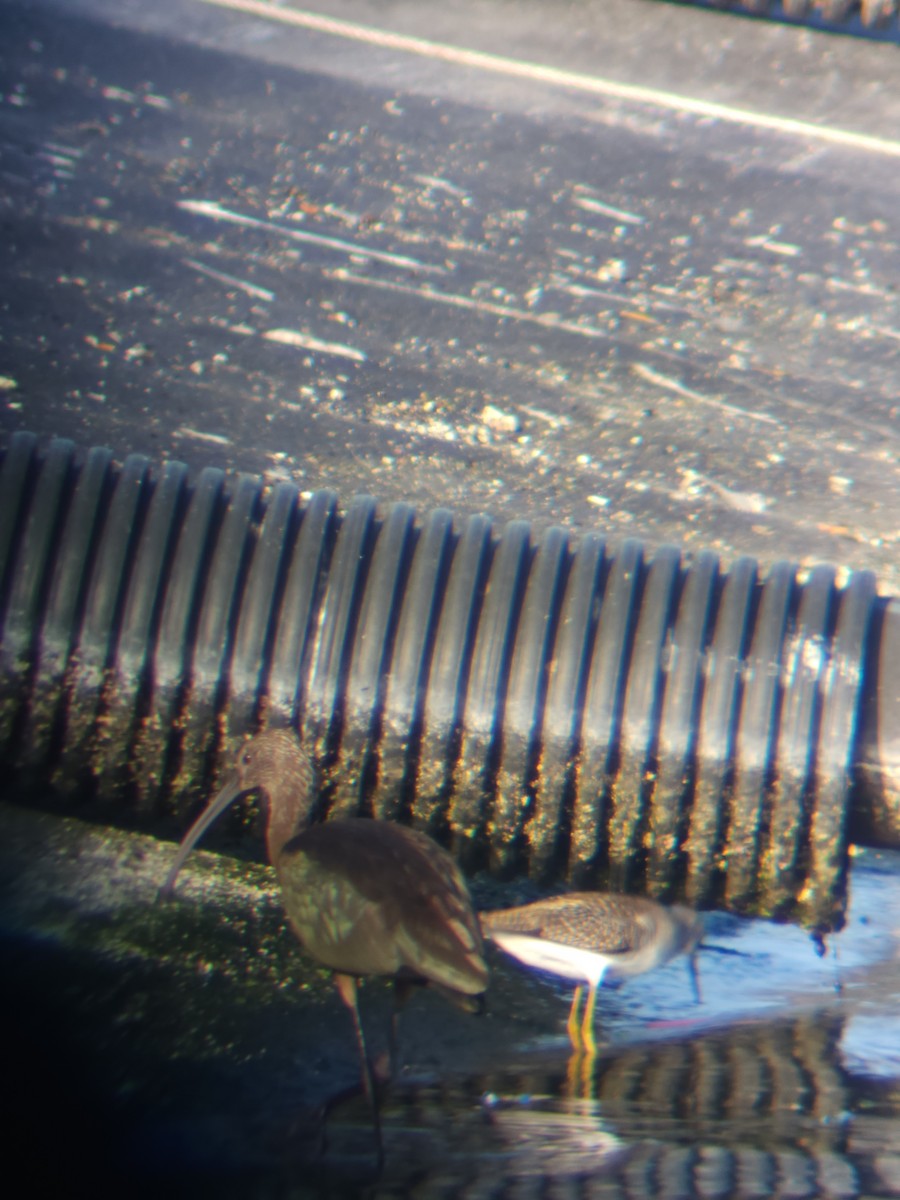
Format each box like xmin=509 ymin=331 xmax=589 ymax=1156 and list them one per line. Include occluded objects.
xmin=489 ymin=932 xmax=610 ymax=987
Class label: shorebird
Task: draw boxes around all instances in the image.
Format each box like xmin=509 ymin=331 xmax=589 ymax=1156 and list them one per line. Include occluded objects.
xmin=161 ymin=729 xmax=488 ymax=1160
xmin=481 ymin=893 xmax=704 ymax=1054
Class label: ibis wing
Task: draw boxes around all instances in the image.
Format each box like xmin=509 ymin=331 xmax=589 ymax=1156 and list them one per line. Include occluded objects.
xmin=278 ymin=820 xmax=487 ymax=993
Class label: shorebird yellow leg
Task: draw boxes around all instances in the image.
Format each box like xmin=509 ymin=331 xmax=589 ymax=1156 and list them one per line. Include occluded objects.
xmin=566 ymin=986 xmax=584 ymax=1048
xmin=580 ymin=983 xmax=599 ymax=1056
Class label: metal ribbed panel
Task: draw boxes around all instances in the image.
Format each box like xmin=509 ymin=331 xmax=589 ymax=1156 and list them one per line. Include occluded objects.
xmin=804 ymin=569 xmax=877 ymax=925
xmin=570 ymin=538 xmax=644 ymax=885
xmin=647 ymin=550 xmax=719 ymax=892
xmin=490 ymin=524 xmax=570 ymax=875
xmin=19 ymin=445 xmax=113 ymax=768
xmin=131 ymin=467 xmax=226 ymax=812
xmin=685 ymin=557 xmax=757 ymax=905
xmin=0 ymin=435 xmax=896 ymax=927
xmin=372 ymin=507 xmax=455 ymax=823
xmin=608 ymin=544 xmax=682 ymax=892
xmin=304 ymin=494 xmax=377 ymax=770
xmin=449 ymin=519 xmax=532 ymax=866
xmin=226 ymin=481 xmax=300 ymax=740
xmin=725 ymin=560 xmax=796 ymax=908
xmin=330 ymin=501 xmax=417 ymax=818
xmin=55 ymin=453 xmax=153 ymax=792
xmin=414 ymin=514 xmax=493 ymax=837
xmin=763 ymin=564 xmax=836 ymax=911
xmin=0 ymin=431 xmax=38 ymax=595
xmin=0 ymin=438 xmax=74 ymax=751
xmin=683 ymin=0 xmax=899 ymax=33
xmin=88 ymin=459 xmax=187 ymax=800
xmin=265 ymin=488 xmax=337 ymax=727
xmin=528 ymin=532 xmax=606 ymax=882
xmin=172 ymin=474 xmax=263 ymax=805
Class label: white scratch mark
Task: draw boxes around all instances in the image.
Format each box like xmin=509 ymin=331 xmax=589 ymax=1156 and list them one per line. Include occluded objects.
xmin=362 ymin=409 xmax=461 ymax=445
xmin=713 ymin=257 xmax=766 ymax=276
xmin=414 ymin=174 xmax=469 ymax=198
xmin=561 ymin=283 xmax=633 ymax=307
xmin=481 ymin=403 xmax=520 ymax=433
xmin=102 ymin=85 xmax=138 ymax=104
xmin=197 ymin=0 xmax=900 ymax=159
xmin=827 ymin=278 xmax=889 ymax=298
xmin=38 ymin=151 xmax=77 ymax=169
xmin=177 ymin=427 xmax=233 ymax=446
xmin=184 ymin=257 xmax=275 ymax=301
xmin=328 ymin=270 xmax=614 ymax=341
xmin=572 ymin=195 xmax=644 ymax=225
xmin=680 ymin=469 xmax=769 ymax=514
xmin=828 ymin=475 xmax=853 ymax=496
xmin=744 ymin=234 xmax=802 ymax=258
xmin=262 ymin=328 xmax=367 ymax=361
xmin=521 ymin=405 xmax=572 ymax=429
xmin=179 ymin=199 xmax=444 ymax=273
xmin=632 ymin=362 xmax=782 ymax=428
xmin=45 ymin=142 xmax=84 ymax=158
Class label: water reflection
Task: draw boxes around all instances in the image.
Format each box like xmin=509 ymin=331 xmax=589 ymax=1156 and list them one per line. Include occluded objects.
xmin=317 ymin=1012 xmax=898 ymax=1197
xmin=1 ymin=805 xmax=898 ymax=1196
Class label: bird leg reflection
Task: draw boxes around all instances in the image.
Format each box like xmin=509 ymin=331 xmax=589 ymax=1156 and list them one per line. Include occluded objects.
xmin=565 ymin=1040 xmax=600 ymax=1100
xmin=566 ymin=986 xmax=584 ymax=1049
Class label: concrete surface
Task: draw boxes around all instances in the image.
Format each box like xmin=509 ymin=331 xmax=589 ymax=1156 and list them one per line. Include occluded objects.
xmin=2 ymin=0 xmax=899 ymax=588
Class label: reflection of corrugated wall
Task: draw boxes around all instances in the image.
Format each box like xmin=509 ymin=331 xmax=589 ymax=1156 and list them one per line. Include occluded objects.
xmin=398 ymin=1015 xmax=882 ymax=1198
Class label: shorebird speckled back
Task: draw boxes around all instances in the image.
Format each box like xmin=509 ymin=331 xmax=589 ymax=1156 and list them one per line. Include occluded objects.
xmin=481 ymin=892 xmax=704 ymax=1053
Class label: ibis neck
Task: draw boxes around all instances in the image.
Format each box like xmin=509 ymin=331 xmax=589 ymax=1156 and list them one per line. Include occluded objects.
xmin=264 ymin=788 xmax=310 ymax=866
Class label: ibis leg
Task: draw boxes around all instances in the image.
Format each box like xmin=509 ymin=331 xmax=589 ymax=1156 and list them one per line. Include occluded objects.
xmin=333 ymin=972 xmax=383 ymax=1165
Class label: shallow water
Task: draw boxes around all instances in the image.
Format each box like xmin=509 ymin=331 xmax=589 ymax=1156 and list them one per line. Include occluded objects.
xmin=0 ymin=804 xmax=897 ymax=1197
